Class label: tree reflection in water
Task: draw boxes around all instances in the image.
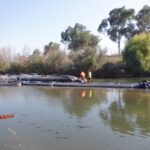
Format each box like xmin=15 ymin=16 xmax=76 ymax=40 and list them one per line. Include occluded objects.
xmin=99 ymin=89 xmax=150 ymax=137
xmin=36 ymin=87 xmax=107 ymax=118
xmin=35 ymin=87 xmax=150 ymax=137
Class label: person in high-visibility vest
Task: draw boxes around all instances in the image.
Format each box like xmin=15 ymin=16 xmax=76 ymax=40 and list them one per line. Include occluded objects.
xmin=87 ymin=71 xmax=92 ymax=81
xmin=80 ymin=71 xmax=85 ymax=79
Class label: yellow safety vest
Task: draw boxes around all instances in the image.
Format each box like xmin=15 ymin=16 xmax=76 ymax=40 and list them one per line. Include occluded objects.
xmin=88 ymin=72 xmax=92 ymax=79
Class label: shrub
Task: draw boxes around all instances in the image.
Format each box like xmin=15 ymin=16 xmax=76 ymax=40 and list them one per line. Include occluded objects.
xmin=123 ymin=32 xmax=150 ymax=74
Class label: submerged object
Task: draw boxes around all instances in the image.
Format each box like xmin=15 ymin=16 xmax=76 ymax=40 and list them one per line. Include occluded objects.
xmin=0 ymin=114 xmax=14 ymax=119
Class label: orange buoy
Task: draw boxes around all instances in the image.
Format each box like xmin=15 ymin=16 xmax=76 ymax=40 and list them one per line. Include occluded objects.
xmin=0 ymin=114 xmax=14 ymax=119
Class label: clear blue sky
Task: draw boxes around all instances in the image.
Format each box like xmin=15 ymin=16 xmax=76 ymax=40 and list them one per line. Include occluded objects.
xmin=0 ymin=0 xmax=149 ymax=54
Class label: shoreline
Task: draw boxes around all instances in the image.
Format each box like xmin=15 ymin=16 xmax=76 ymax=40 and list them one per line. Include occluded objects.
xmin=21 ymin=82 xmax=139 ymax=88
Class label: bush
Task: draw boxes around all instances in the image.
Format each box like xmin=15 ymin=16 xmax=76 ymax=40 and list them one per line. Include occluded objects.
xmin=7 ymin=62 xmax=25 ymax=74
xmin=123 ymin=32 xmax=150 ymax=74
xmin=95 ymin=61 xmax=125 ymax=77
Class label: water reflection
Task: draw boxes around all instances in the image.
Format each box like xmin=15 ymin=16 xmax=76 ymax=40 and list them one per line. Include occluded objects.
xmin=80 ymin=89 xmax=93 ymax=98
xmin=37 ymin=87 xmax=150 ymax=137
xmin=99 ymin=89 xmax=150 ymax=137
xmin=0 ymin=87 xmax=150 ymax=150
xmin=36 ymin=87 xmax=106 ymax=118
xmin=80 ymin=89 xmax=86 ymax=98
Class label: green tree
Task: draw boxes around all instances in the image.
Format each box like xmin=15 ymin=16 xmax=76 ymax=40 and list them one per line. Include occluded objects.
xmin=0 ymin=56 xmax=7 ymax=73
xmin=61 ymin=23 xmax=99 ymax=51
xmin=8 ymin=62 xmax=25 ymax=74
xmin=61 ymin=23 xmax=99 ymax=73
xmin=43 ymin=43 xmax=72 ymax=74
xmin=44 ymin=42 xmax=60 ymax=56
xmin=123 ymin=32 xmax=150 ymax=74
xmin=98 ymin=6 xmax=135 ymax=54
xmin=135 ymin=5 xmax=150 ymax=32
xmin=28 ymin=49 xmax=45 ymax=74
xmin=13 ymin=53 xmax=30 ymax=73
xmin=29 ymin=49 xmax=43 ymax=63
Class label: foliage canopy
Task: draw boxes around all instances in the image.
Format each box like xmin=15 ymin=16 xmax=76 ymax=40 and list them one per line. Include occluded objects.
xmin=123 ymin=32 xmax=150 ymax=73
xmin=98 ymin=6 xmax=135 ymax=54
xmin=135 ymin=5 xmax=150 ymax=32
xmin=61 ymin=23 xmax=100 ymax=51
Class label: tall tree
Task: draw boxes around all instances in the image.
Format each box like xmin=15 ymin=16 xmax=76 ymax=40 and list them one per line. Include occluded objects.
xmin=61 ymin=23 xmax=99 ymax=51
xmin=98 ymin=6 xmax=135 ymax=54
xmin=135 ymin=5 xmax=150 ymax=32
xmin=44 ymin=42 xmax=60 ymax=56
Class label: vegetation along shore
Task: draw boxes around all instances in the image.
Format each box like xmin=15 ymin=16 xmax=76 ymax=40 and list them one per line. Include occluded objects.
xmin=0 ymin=5 xmax=150 ymax=78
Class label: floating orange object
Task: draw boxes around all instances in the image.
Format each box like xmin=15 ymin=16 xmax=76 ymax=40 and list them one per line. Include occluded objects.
xmin=0 ymin=114 xmax=14 ymax=119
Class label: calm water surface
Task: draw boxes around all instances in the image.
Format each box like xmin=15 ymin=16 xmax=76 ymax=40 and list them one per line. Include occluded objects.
xmin=0 ymin=86 xmax=150 ymax=150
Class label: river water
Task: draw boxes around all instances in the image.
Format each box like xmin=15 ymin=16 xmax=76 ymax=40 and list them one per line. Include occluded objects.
xmin=0 ymin=86 xmax=150 ymax=150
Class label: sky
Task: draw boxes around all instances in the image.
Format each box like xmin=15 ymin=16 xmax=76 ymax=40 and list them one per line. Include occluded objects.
xmin=0 ymin=0 xmax=149 ymax=55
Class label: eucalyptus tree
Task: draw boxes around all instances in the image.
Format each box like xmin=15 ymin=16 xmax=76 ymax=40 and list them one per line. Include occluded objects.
xmin=135 ymin=5 xmax=150 ymax=32
xmin=98 ymin=6 xmax=135 ymax=54
xmin=61 ymin=23 xmax=99 ymax=51
xmin=61 ymin=23 xmax=100 ymax=71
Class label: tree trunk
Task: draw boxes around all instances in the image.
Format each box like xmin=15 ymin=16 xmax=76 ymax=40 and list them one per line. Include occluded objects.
xmin=118 ymin=36 xmax=121 ymax=54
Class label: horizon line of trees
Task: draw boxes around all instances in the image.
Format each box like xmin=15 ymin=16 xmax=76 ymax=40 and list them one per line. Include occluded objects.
xmin=0 ymin=5 xmax=150 ymax=77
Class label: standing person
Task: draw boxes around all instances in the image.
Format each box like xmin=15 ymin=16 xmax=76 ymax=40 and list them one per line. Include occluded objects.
xmin=80 ymin=71 xmax=86 ymax=83
xmin=87 ymin=71 xmax=92 ymax=81
xmin=80 ymin=71 xmax=85 ymax=79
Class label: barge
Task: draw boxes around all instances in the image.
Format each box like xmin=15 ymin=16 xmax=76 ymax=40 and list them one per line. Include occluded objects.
xmin=0 ymin=74 xmax=149 ymax=89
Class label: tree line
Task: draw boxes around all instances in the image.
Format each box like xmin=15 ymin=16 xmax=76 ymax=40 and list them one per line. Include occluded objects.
xmin=98 ymin=5 xmax=150 ymax=54
xmin=0 ymin=5 xmax=150 ymax=77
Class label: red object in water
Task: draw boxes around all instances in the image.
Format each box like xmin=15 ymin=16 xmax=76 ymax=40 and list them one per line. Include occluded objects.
xmin=0 ymin=114 xmax=14 ymax=119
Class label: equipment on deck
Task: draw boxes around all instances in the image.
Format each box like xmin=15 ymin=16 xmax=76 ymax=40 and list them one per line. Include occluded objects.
xmin=139 ymin=80 xmax=150 ymax=89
